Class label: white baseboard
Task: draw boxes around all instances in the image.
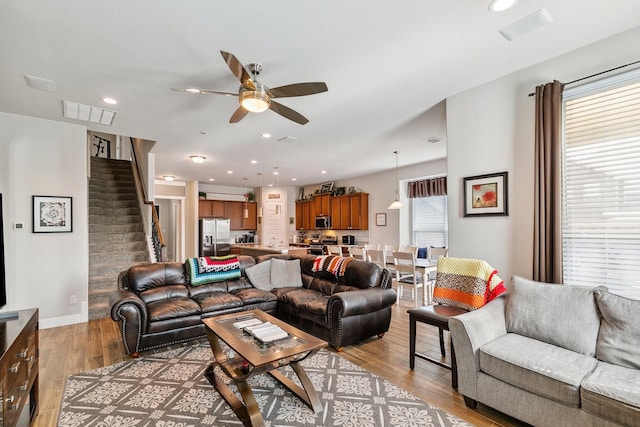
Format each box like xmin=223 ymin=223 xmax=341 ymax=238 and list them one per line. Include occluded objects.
xmin=40 ymin=313 xmax=85 ymax=329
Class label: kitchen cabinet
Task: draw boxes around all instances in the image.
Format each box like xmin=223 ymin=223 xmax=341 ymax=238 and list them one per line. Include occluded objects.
xmin=295 ymin=199 xmax=316 ymax=230
xmin=315 ymin=194 xmax=330 ymax=217
xmin=198 ymin=200 xmax=225 ymax=218
xmin=199 ymin=200 xmax=257 ymax=230
xmin=332 ymin=193 xmax=369 ymax=230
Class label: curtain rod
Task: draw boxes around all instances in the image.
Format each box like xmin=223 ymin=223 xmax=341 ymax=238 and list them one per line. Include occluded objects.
xmin=527 ymin=59 xmax=640 ymax=97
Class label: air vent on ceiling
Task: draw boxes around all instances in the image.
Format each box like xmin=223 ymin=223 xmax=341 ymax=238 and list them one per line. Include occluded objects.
xmin=499 ymin=9 xmax=552 ymax=41
xmin=62 ymin=100 xmax=116 ymax=125
xmin=24 ymin=75 xmax=56 ymax=92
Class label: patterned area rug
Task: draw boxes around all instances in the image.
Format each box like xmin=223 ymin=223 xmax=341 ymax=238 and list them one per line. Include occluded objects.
xmin=58 ymin=344 xmax=472 ymax=427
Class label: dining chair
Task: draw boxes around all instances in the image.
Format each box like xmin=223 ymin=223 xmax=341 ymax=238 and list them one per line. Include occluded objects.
xmin=348 ymin=246 xmax=367 ymax=260
xmin=364 ymin=243 xmax=380 ymax=252
xmin=426 ymin=247 xmax=448 ymax=288
xmin=400 ymin=245 xmax=418 ymax=256
xmin=384 ymin=245 xmax=399 ymax=270
xmin=367 ymin=249 xmax=386 ymax=269
xmin=392 ymin=250 xmax=424 ymax=308
xmin=327 ymin=245 xmax=343 ymax=256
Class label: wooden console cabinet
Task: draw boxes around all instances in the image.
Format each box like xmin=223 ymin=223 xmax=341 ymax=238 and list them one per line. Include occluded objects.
xmin=0 ymin=308 xmax=38 ymax=427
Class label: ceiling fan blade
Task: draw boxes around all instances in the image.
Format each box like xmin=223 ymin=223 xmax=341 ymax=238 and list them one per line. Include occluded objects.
xmin=171 ymin=88 xmax=237 ymax=96
xmin=229 ymin=106 xmax=249 ymax=123
xmin=220 ymin=51 xmax=253 ymax=87
xmin=269 ymin=100 xmax=309 ymax=125
xmin=268 ymin=82 xmax=328 ymax=98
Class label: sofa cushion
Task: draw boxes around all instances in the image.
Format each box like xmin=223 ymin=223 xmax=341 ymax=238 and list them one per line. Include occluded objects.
xmin=146 ymin=297 xmax=201 ymax=322
xmin=190 ymin=292 xmax=243 ymax=313
xmin=581 ymin=361 xmax=640 ymax=426
xmin=594 ymin=289 xmax=640 ymax=369
xmin=271 ymin=258 xmax=303 ymax=288
xmin=479 ymin=333 xmax=597 ymax=407
xmin=506 ymin=276 xmax=602 ymax=356
xmin=245 ymin=259 xmax=273 ymax=290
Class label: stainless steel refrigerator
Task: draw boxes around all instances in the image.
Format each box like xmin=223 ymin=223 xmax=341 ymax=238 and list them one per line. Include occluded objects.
xmin=198 ymin=218 xmax=231 ymax=257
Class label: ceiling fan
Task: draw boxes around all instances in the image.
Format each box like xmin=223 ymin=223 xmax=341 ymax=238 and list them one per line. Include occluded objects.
xmin=173 ymin=51 xmax=328 ymax=125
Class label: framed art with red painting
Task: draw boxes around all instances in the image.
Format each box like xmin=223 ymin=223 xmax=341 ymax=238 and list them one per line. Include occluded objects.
xmin=463 ymin=172 xmax=508 ymax=217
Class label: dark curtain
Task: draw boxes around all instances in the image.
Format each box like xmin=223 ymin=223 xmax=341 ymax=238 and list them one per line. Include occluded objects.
xmin=407 ymin=176 xmax=447 ymax=198
xmin=533 ymin=80 xmax=564 ymax=283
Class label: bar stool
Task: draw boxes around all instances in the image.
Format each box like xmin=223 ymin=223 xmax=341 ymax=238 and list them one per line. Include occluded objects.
xmin=408 ymin=305 xmax=466 ymax=389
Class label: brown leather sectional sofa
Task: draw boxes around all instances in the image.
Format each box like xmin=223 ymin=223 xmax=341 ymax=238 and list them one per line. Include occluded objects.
xmin=109 ymin=254 xmax=395 ymax=357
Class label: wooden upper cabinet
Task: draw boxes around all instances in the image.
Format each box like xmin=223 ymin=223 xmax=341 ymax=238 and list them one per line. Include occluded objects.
xmin=295 ymin=200 xmax=316 ymax=230
xmin=295 ymin=201 xmax=303 ymax=230
xmin=330 ymin=196 xmax=343 ymax=229
xmin=315 ymin=194 xmax=330 ymax=217
xmin=198 ymin=200 xmax=225 ymax=218
xmin=198 ymin=200 xmax=257 ymax=230
xmin=348 ymin=193 xmax=369 ymax=230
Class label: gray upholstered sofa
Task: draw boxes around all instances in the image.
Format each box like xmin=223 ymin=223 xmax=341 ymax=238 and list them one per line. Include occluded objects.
xmin=449 ymin=275 xmax=640 ymax=427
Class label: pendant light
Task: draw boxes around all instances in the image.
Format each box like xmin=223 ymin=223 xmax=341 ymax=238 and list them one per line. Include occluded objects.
xmin=257 ymin=173 xmax=263 ymax=218
xmin=243 ymin=177 xmax=249 ymax=219
xmin=274 ymin=168 xmax=281 ymax=215
xmin=388 ymin=150 xmax=405 ymax=209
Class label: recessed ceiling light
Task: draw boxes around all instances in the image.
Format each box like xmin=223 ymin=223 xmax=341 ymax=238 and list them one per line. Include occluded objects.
xmin=186 ymin=88 xmax=201 ymax=93
xmin=268 ymin=184 xmax=274 ymax=187
xmin=489 ymin=0 xmax=518 ymax=12
xmin=190 ymin=155 xmax=206 ymax=163
xmin=208 ymin=178 xmax=215 ymax=182
xmin=163 ymin=175 xmax=175 ymax=181
xmin=261 ymin=133 xmax=271 ymax=138
xmin=102 ymin=97 xmax=118 ymax=105
xmin=291 ymin=178 xmax=297 ymax=181
xmin=273 ymin=171 xmax=279 ymax=175
xmin=321 ymin=170 xmax=327 ymax=174
xmin=227 ymin=170 xmax=233 ymax=174
xmin=200 ymin=130 xmax=207 ymax=135
xmin=250 ymin=160 xmax=258 ymax=164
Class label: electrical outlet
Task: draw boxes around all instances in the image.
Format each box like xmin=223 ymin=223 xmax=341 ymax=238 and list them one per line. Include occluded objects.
xmin=69 ymin=295 xmax=77 ymax=304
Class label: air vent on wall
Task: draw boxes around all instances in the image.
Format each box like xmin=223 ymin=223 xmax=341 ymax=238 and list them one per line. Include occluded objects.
xmin=62 ymin=100 xmax=116 ymax=125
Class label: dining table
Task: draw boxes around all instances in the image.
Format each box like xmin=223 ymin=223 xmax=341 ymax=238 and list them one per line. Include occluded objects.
xmin=414 ymin=258 xmax=438 ymax=304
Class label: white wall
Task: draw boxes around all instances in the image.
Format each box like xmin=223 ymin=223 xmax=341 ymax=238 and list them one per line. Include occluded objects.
xmin=446 ymin=26 xmax=640 ymax=284
xmin=0 ymin=112 xmax=88 ymax=327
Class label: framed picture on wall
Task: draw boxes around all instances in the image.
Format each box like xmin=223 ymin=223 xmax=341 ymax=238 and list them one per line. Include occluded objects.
xmin=320 ymin=182 xmax=334 ymax=193
xmin=32 ymin=195 xmax=73 ymax=233
xmin=376 ymin=213 xmax=387 ymax=226
xmin=463 ymin=172 xmax=508 ymax=217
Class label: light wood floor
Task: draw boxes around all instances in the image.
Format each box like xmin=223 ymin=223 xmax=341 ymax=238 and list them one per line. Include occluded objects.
xmin=33 ymin=293 xmax=525 ymax=426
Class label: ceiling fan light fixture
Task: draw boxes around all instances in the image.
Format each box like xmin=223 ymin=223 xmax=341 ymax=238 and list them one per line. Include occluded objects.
xmin=190 ymin=155 xmax=206 ymax=164
xmin=240 ymin=90 xmax=271 ymax=113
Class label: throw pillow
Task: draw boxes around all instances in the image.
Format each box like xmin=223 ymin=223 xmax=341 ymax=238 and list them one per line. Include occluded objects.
xmin=506 ymin=276 xmax=603 ymax=357
xmin=270 ymin=258 xmax=303 ymax=288
xmin=185 ymin=256 xmax=241 ymax=286
xmin=245 ymin=259 xmax=272 ymax=291
xmin=594 ymin=289 xmax=640 ymax=369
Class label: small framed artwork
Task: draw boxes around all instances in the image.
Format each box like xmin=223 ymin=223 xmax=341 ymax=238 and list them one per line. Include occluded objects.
xmin=320 ymin=182 xmax=334 ymax=193
xmin=33 ymin=195 xmax=73 ymax=233
xmin=376 ymin=213 xmax=387 ymax=226
xmin=463 ymin=172 xmax=508 ymax=217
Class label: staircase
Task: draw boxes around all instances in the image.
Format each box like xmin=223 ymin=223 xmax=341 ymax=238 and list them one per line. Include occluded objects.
xmin=88 ymin=157 xmax=149 ymax=320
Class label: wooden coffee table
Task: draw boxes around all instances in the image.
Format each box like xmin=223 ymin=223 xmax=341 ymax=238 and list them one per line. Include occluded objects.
xmin=202 ymin=310 xmax=327 ymax=427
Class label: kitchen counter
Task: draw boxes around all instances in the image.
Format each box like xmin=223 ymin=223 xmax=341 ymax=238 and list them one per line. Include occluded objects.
xmin=233 ymin=245 xmax=309 ymax=258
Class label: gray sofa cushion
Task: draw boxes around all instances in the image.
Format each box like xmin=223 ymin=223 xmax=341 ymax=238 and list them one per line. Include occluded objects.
xmin=245 ymin=259 xmax=272 ymax=290
xmin=594 ymin=289 xmax=640 ymax=369
xmin=506 ymin=276 xmax=602 ymax=356
xmin=581 ymin=361 xmax=640 ymax=426
xmin=480 ymin=333 xmax=597 ymax=407
xmin=271 ymin=258 xmax=304 ymax=288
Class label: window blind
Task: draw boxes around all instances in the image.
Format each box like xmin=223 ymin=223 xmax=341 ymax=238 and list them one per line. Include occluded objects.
xmin=562 ymin=68 xmax=640 ymax=299
xmin=412 ymin=195 xmax=448 ymax=248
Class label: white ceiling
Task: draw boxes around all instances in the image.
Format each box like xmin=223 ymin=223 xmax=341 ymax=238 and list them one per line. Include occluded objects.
xmin=1 ymin=1 xmax=639 ymax=188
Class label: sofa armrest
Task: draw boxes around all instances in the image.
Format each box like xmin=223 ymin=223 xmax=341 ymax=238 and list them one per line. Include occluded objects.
xmin=448 ymin=295 xmax=508 ymax=401
xmin=109 ymin=289 xmax=148 ymax=355
xmin=328 ymin=287 xmax=397 ymax=318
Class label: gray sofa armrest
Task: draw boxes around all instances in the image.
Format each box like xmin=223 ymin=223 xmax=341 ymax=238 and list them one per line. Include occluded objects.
xmin=109 ymin=289 xmax=148 ymax=355
xmin=448 ymin=295 xmax=508 ymax=401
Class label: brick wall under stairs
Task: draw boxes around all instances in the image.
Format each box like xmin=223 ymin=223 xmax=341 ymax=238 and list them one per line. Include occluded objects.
xmin=88 ymin=157 xmax=149 ymax=320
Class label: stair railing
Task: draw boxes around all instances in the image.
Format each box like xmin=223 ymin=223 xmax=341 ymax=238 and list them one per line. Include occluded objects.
xmin=129 ymin=137 xmax=166 ymax=262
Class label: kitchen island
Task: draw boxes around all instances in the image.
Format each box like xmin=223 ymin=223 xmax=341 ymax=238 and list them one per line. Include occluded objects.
xmin=233 ymin=244 xmax=309 ymax=258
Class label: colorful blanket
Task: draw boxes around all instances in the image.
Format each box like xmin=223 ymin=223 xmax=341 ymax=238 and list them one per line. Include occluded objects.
xmin=312 ymin=255 xmax=354 ymax=277
xmin=185 ymin=255 xmax=241 ymax=286
xmin=432 ymin=257 xmax=506 ymax=311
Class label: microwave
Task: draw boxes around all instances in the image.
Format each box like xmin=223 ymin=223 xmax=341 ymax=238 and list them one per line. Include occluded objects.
xmin=315 ymin=216 xmax=331 ymax=229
